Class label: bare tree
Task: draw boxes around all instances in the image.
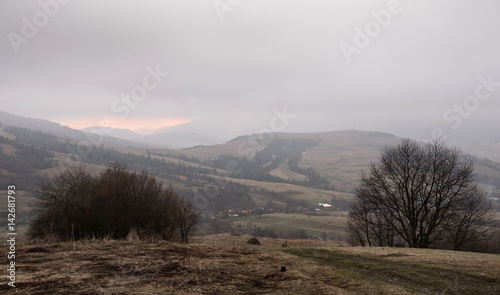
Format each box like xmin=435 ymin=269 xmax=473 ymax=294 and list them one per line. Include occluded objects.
xmin=448 ymin=189 xmax=495 ymax=250
xmin=347 ymin=139 xmax=495 ymax=250
xmin=31 ymin=165 xmax=96 ymax=241
xmin=153 ymin=186 xmax=185 ymax=241
xmin=176 ymin=199 xmax=200 ymax=244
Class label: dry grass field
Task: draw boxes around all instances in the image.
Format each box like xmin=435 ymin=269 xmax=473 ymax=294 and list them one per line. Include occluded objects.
xmin=209 ymin=175 xmax=344 ymax=206
xmin=233 ymin=213 xmax=347 ymax=239
xmin=269 ymin=163 xmax=309 ymax=182
xmin=2 ymin=236 xmax=499 ymax=294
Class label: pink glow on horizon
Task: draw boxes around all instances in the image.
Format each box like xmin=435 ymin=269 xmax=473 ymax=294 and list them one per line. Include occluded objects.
xmin=60 ymin=116 xmax=193 ymax=131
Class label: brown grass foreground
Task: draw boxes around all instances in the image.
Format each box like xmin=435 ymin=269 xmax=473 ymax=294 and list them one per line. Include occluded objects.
xmin=1 ymin=236 xmax=499 ymax=294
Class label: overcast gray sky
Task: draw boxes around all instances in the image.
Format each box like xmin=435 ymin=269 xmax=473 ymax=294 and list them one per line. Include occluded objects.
xmin=1 ymin=0 xmax=499 ymax=141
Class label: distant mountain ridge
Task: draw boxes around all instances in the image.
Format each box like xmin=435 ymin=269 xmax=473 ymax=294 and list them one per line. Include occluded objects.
xmin=0 ymin=109 xmax=225 ymax=149
xmin=82 ymin=116 xmax=249 ymax=148
xmin=82 ymin=125 xmax=223 ymax=149
xmin=0 ymin=110 xmax=214 ymax=149
xmin=0 ymin=110 xmax=83 ymax=140
xmin=1 ymin=110 xmax=499 ymax=219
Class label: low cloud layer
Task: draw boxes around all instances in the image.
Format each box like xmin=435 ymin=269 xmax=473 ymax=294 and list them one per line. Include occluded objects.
xmin=1 ymin=0 xmax=499 ymax=142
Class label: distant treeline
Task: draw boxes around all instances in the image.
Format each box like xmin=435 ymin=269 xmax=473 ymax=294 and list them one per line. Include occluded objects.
xmin=0 ymin=134 xmax=57 ymax=192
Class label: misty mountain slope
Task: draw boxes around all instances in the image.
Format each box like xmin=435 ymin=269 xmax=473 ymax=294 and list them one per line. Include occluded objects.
xmin=269 ymin=163 xmax=309 ymax=182
xmin=1 ymin=112 xmax=499 ymax=213
xmin=1 ymin=124 xmax=499 ymax=234
xmin=143 ymin=131 xmax=221 ymax=149
xmin=186 ymin=135 xmax=265 ymax=158
xmin=187 ymin=130 xmax=500 ymax=194
xmin=296 ymin=131 xmax=400 ymax=192
xmin=0 ymin=110 xmax=82 ymax=140
xmin=0 ymin=110 xmax=151 ymax=148
xmin=0 ymin=125 xmax=305 ymax=213
xmin=459 ymin=142 xmax=500 ymax=164
xmin=83 ymin=124 xmax=223 ymax=149
xmin=82 ymin=126 xmax=144 ymax=141
xmin=188 ymin=130 xmax=399 ymax=192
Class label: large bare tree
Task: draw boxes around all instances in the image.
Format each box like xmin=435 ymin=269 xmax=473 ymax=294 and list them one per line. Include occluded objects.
xmin=347 ymin=139 xmax=495 ymax=250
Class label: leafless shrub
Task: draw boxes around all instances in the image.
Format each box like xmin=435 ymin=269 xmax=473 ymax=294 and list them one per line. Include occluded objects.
xmin=29 ymin=164 xmax=199 ymax=244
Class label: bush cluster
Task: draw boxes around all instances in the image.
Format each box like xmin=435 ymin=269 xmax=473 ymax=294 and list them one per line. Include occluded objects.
xmin=29 ymin=165 xmax=199 ymax=243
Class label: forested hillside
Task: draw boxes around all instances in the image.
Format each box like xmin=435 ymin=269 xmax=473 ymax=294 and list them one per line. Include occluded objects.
xmin=0 ymin=126 xmax=334 ymax=214
xmin=1 ymin=124 xmax=499 ymax=240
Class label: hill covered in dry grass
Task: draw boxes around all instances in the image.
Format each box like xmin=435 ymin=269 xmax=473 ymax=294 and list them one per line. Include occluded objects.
xmin=2 ymin=236 xmax=499 ymax=294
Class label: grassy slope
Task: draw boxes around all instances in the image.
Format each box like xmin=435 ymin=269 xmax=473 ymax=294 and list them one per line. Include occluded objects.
xmin=297 ymin=131 xmax=400 ymax=193
xmin=1 ymin=236 xmax=498 ymax=294
xmin=210 ymin=175 xmax=351 ymax=207
xmin=233 ymin=213 xmax=347 ymax=238
xmin=269 ymin=163 xmax=309 ymax=182
xmin=460 ymin=142 xmax=500 ymax=164
xmin=189 ymin=130 xmax=401 ymax=193
xmin=285 ymin=245 xmax=500 ymax=294
xmin=0 ymin=128 xmax=16 ymax=140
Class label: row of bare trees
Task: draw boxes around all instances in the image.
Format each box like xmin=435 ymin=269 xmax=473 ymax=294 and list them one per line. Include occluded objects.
xmin=347 ymin=139 xmax=497 ymax=252
xmin=29 ymin=165 xmax=199 ymax=243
